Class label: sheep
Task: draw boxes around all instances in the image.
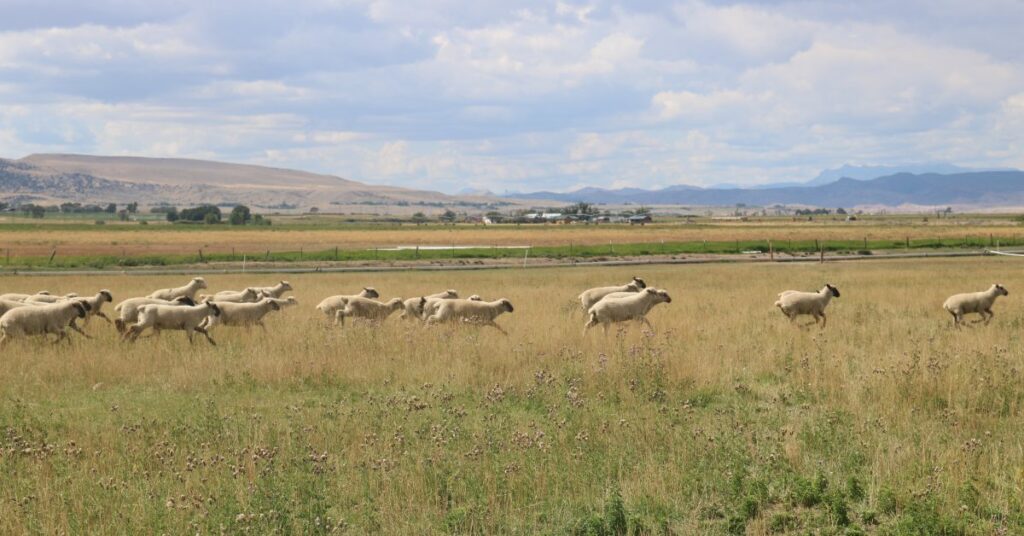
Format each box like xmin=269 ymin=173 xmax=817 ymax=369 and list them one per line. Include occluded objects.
xmin=584 ymin=288 xmax=671 ymax=335
xmin=124 ymin=301 xmax=222 ymax=345
xmin=943 ymin=284 xmax=1009 ymax=328
xmin=316 ymin=287 xmax=380 ymax=320
xmin=200 ymin=298 xmax=287 ymax=331
xmin=147 ymin=277 xmax=207 ymax=301
xmin=578 ymin=277 xmax=647 ymax=311
xmin=77 ymin=289 xmax=114 ymax=326
xmin=0 ymin=300 xmax=91 ymax=346
xmin=0 ymin=291 xmax=50 ymax=302
xmin=254 ymin=281 xmax=293 ymax=298
xmin=426 ymin=298 xmax=514 ymax=335
xmin=204 ymin=287 xmax=260 ymax=303
xmin=113 ymin=296 xmax=196 ymax=333
xmin=335 ymin=297 xmax=405 ymax=326
xmin=774 ymin=284 xmax=840 ymax=328
xmin=401 ymin=289 xmax=459 ymax=320
xmin=420 ymin=294 xmax=482 ymax=320
xmin=0 ymin=299 xmax=29 ymax=316
xmin=23 ymin=292 xmax=79 ymax=304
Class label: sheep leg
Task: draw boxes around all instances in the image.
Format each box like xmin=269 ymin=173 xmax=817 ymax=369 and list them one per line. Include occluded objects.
xmin=52 ymin=329 xmax=69 ymax=345
xmin=484 ymin=320 xmax=508 ymax=336
xmin=583 ymin=313 xmax=599 ymax=336
xmin=818 ymin=312 xmax=827 ymax=329
xmin=638 ymin=317 xmax=654 ymax=330
xmin=0 ymin=334 xmax=7 ymax=348
xmin=257 ymin=321 xmax=267 ymax=331
xmin=195 ymin=326 xmax=217 ymax=346
xmin=69 ymin=321 xmax=93 ymax=339
xmin=94 ymin=311 xmax=112 ymax=324
xmin=983 ymin=309 xmax=994 ymax=325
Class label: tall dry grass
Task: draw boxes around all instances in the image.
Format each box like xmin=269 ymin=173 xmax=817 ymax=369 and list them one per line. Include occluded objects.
xmin=1 ymin=257 xmax=1023 ymax=533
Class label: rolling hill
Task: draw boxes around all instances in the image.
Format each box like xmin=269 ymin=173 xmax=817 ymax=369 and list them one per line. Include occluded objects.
xmin=0 ymin=154 xmax=508 ymax=210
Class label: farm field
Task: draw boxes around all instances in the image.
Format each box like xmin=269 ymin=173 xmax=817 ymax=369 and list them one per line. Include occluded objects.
xmin=1 ymin=215 xmax=1023 ymax=269
xmin=2 ymin=257 xmax=1024 ymax=533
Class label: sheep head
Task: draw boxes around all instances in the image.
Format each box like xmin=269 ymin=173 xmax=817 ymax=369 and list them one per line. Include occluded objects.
xmin=994 ymin=283 xmax=1009 ymax=296
xmin=825 ymin=284 xmax=840 ymax=298
xmin=207 ymin=302 xmax=222 ymax=316
xmin=193 ymin=277 xmax=208 ymax=289
xmin=468 ymin=294 xmax=482 ymax=301
xmin=387 ymin=298 xmax=405 ymax=310
xmin=280 ymin=281 xmax=293 ymax=290
xmin=99 ymin=289 xmax=113 ymax=302
xmin=632 ymin=276 xmax=647 ymax=289
xmin=443 ymin=289 xmax=458 ymax=298
xmin=362 ymin=287 xmax=380 ymax=299
xmin=645 ymin=288 xmax=672 ymax=303
xmin=174 ymin=296 xmax=197 ymax=306
xmin=499 ymin=299 xmax=514 ymax=313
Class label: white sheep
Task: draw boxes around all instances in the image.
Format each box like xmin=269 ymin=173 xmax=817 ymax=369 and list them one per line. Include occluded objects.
xmin=0 ymin=291 xmax=51 ymax=302
xmin=335 ymin=297 xmax=405 ymax=326
xmin=200 ymin=298 xmax=289 ymax=331
xmin=584 ymin=288 xmax=671 ymax=335
xmin=0 ymin=300 xmax=91 ymax=346
xmin=426 ymin=298 xmax=514 ymax=335
xmin=578 ymin=277 xmax=647 ymax=311
xmin=77 ymin=289 xmax=114 ymax=326
xmin=205 ymin=287 xmax=261 ymax=303
xmin=0 ymin=299 xmax=28 ymax=316
xmin=943 ymin=284 xmax=1009 ymax=328
xmin=23 ymin=292 xmax=78 ymax=304
xmin=254 ymin=281 xmax=293 ymax=298
xmin=316 ymin=287 xmax=380 ymax=320
xmin=147 ymin=277 xmax=208 ymax=301
xmin=420 ymin=294 xmax=482 ymax=320
xmin=774 ymin=284 xmax=841 ymax=328
xmin=113 ymin=296 xmax=197 ymax=333
xmin=401 ymin=290 xmax=459 ymax=320
xmin=124 ymin=301 xmax=222 ymax=345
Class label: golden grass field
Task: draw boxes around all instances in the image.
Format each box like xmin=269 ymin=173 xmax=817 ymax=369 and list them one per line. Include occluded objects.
xmin=2 ymin=257 xmax=1024 ymax=533
xmin=1 ymin=217 xmax=1022 ymax=258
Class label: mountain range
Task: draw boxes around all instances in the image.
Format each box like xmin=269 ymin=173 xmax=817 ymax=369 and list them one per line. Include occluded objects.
xmin=512 ymin=171 xmax=1024 ymax=208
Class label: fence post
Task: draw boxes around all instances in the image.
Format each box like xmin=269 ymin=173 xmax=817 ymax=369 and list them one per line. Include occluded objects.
xmin=48 ymin=248 xmax=57 ymax=265
xmin=819 ymin=243 xmax=824 ymax=264
xmin=265 ymin=249 xmax=270 ymax=261
xmin=334 ymin=246 xmax=338 ymax=261
xmin=769 ymin=240 xmax=774 ymax=261
xmin=198 ymin=249 xmax=204 ymax=263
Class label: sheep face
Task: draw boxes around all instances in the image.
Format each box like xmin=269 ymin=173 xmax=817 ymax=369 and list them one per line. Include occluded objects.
xmin=269 ymin=301 xmax=281 ymax=311
xmin=500 ymin=299 xmax=514 ymax=313
xmin=826 ymin=284 xmax=840 ymax=298
xmin=193 ymin=277 xmax=208 ymax=289
xmin=632 ymin=276 xmax=647 ymax=289
xmin=645 ymin=288 xmax=671 ymax=303
xmin=100 ymin=290 xmax=113 ymax=301
xmin=207 ymin=303 xmax=222 ymax=317
xmin=281 ymin=281 xmax=293 ymax=290
xmin=364 ymin=287 xmax=380 ymax=299
xmin=995 ymin=284 xmax=1009 ymax=296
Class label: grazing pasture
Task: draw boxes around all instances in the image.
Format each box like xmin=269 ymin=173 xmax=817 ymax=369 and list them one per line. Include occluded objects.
xmin=2 ymin=257 xmax=1024 ymax=533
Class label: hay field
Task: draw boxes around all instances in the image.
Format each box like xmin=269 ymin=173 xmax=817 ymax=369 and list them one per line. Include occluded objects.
xmin=2 ymin=258 xmax=1023 ymax=533
xmin=1 ymin=218 xmax=1022 ymax=258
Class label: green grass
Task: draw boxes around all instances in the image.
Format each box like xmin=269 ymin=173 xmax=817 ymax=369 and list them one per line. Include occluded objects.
xmin=1 ymin=235 xmax=1019 ymax=270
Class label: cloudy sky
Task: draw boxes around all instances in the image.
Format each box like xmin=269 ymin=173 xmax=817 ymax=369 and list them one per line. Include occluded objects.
xmin=1 ymin=1 xmax=1022 ymax=193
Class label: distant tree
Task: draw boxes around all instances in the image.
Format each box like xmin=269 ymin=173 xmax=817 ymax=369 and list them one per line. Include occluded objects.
xmin=836 ymin=207 xmax=847 ymax=215
xmin=309 ymin=207 xmax=320 ymax=213
xmin=229 ymin=205 xmax=252 ymax=225
xmin=126 ymin=202 xmax=138 ymax=214
xmin=26 ymin=204 xmax=45 ymax=218
xmin=635 ymin=206 xmax=651 ymax=215
xmin=253 ymin=214 xmax=271 ymax=226
xmin=411 ymin=212 xmax=428 ymax=225
xmin=165 ymin=207 xmax=179 ymax=222
xmin=180 ymin=205 xmax=221 ymax=222
xmin=117 ymin=209 xmax=129 ymax=221
xmin=204 ymin=212 xmax=219 ymax=225
xmin=105 ymin=203 xmax=117 ymax=214
xmin=439 ymin=209 xmax=457 ymax=223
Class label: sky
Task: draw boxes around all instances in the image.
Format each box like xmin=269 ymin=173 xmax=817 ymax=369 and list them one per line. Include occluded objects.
xmin=1 ymin=0 xmax=1023 ymax=194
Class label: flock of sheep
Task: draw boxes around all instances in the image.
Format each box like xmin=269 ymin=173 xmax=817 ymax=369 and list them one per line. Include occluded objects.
xmin=0 ymin=274 xmax=1011 ymax=346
